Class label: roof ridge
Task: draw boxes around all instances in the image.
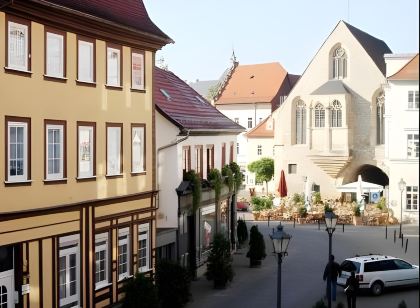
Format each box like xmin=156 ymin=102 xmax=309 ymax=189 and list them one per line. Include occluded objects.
xmin=388 ymin=53 xmax=419 ymax=80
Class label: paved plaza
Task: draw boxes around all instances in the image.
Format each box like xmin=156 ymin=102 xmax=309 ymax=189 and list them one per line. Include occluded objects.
xmin=186 ymin=218 xmax=419 ymax=308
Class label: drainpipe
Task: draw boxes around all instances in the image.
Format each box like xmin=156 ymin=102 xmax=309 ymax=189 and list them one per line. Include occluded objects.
xmin=0 ymin=0 xmax=13 ymax=9
xmin=156 ymin=129 xmax=190 ymax=261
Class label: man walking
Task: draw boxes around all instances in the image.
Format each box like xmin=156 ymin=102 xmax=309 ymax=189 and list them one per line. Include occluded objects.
xmin=323 ymin=254 xmax=341 ymax=302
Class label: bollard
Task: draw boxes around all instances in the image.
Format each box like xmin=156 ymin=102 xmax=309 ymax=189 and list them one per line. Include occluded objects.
xmin=394 ymin=230 xmax=396 ymax=243
xmin=342 ymin=223 xmax=344 ymax=232
xmin=268 ymin=216 xmax=270 ymax=227
xmin=293 ymin=218 xmax=296 ymax=228
xmin=405 ymin=238 xmax=408 ymax=253
xmin=401 ymin=233 xmax=404 ymax=248
xmin=385 ymin=225 xmax=388 ymax=239
xmin=318 ymin=220 xmax=320 ymax=230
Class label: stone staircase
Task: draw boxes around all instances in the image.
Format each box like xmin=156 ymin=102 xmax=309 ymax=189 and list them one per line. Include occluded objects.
xmin=309 ymin=155 xmax=352 ymax=178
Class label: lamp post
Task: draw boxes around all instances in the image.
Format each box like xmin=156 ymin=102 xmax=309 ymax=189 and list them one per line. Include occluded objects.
xmin=398 ymin=178 xmax=406 ymax=238
xmin=325 ymin=211 xmax=337 ymax=308
xmin=270 ymin=223 xmax=291 ymax=308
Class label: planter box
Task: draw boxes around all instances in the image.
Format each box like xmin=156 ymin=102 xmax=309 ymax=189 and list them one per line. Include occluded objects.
xmin=353 ymin=216 xmax=363 ymax=226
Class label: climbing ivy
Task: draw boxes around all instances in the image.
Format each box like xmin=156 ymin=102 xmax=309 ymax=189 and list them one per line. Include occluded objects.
xmin=185 ymin=170 xmax=202 ymax=213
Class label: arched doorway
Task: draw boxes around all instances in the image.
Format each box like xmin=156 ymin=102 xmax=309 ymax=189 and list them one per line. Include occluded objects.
xmin=344 ymin=164 xmax=389 ymax=186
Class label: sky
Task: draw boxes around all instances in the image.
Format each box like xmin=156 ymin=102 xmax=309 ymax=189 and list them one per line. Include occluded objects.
xmin=143 ymin=0 xmax=419 ymax=83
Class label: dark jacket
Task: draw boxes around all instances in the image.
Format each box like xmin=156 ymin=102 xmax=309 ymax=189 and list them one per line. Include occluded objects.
xmin=345 ymin=275 xmax=359 ymax=295
xmin=323 ymin=261 xmax=342 ymax=281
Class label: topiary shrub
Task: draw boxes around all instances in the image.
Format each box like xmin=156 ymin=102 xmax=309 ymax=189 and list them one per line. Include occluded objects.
xmin=156 ymin=260 xmax=191 ymax=308
xmin=237 ymin=219 xmax=248 ymax=247
xmin=205 ymin=233 xmax=234 ymax=289
xmin=122 ymin=273 xmax=159 ymax=308
xmin=246 ymin=225 xmax=266 ymax=267
xmin=298 ymin=206 xmax=308 ymax=218
xmin=292 ymin=193 xmax=304 ymax=204
xmin=251 ymin=196 xmax=273 ymax=211
xmin=353 ymin=205 xmax=361 ymax=217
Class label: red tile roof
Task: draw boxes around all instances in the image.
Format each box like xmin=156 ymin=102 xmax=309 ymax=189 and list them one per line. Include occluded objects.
xmin=388 ymin=54 xmax=419 ymax=81
xmin=246 ymin=116 xmax=274 ymax=138
xmin=154 ymin=67 xmax=245 ymax=132
xmin=36 ymin=0 xmax=171 ymax=41
xmin=215 ymin=62 xmax=290 ymax=105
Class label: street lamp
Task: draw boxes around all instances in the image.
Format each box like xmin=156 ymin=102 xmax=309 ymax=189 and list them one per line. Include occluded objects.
xmin=325 ymin=211 xmax=337 ymax=308
xmin=398 ymin=178 xmax=406 ymax=238
xmin=270 ymin=223 xmax=292 ymax=308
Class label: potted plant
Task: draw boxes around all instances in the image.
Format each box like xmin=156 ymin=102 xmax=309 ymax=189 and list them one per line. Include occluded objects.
xmin=205 ymin=233 xmax=234 ymax=289
xmin=352 ymin=204 xmax=362 ymax=225
xmin=237 ymin=219 xmax=248 ymax=248
xmin=297 ymin=206 xmax=307 ymax=224
xmin=123 ymin=273 xmax=159 ymax=308
xmin=246 ymin=225 xmax=266 ymax=267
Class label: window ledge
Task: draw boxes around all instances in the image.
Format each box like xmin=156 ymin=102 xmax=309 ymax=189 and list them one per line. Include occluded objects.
xmin=118 ymin=274 xmax=133 ymax=282
xmin=76 ymin=80 xmax=96 ymax=87
xmin=4 ymin=67 xmax=33 ymax=76
xmin=76 ymin=176 xmax=97 ymax=182
xmin=95 ymin=282 xmax=112 ymax=291
xmin=43 ymin=178 xmax=68 ymax=184
xmin=106 ymin=173 xmax=124 ymax=179
xmin=131 ymin=171 xmax=146 ymax=176
xmin=44 ymin=74 xmax=68 ymax=82
xmin=4 ymin=180 xmax=32 ymax=186
xmin=130 ymin=88 xmax=146 ymax=93
xmin=105 ymin=84 xmax=123 ymax=90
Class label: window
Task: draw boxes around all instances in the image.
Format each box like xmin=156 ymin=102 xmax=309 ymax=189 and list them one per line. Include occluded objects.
xmin=6 ymin=117 xmax=30 ymax=182
xmin=77 ymin=37 xmax=95 ymax=83
xmin=106 ymin=123 xmax=122 ymax=176
xmin=206 ymin=145 xmax=214 ymax=175
xmin=221 ymin=143 xmax=226 ymax=167
xmin=118 ymin=228 xmax=130 ymax=280
xmin=182 ymin=146 xmax=191 ymax=177
xmin=59 ymin=234 xmax=80 ymax=308
xmin=406 ymin=186 xmax=418 ymax=210
xmin=393 ymin=259 xmax=413 ymax=270
xmin=195 ymin=145 xmax=203 ymax=178
xmin=138 ymin=223 xmax=150 ymax=273
xmin=288 ymin=164 xmax=297 ymax=174
xmin=236 ymin=142 xmax=239 ymax=155
xmin=247 ymin=118 xmax=253 ymax=129
xmin=7 ymin=17 xmax=30 ymax=71
xmin=131 ymin=50 xmax=145 ymax=90
xmin=408 ymin=90 xmax=419 ymax=109
xmin=257 ymin=145 xmax=262 ymax=156
xmin=376 ymin=93 xmax=385 ymax=145
xmin=131 ymin=124 xmax=145 ymax=173
xmin=332 ymin=46 xmax=347 ymax=79
xmin=45 ymin=29 xmax=65 ymax=78
xmin=107 ymin=45 xmax=121 ymax=86
xmin=295 ymin=100 xmax=306 ymax=144
xmin=330 ymin=100 xmax=342 ymax=128
xmin=77 ymin=122 xmax=95 ymax=179
xmin=314 ymin=103 xmax=325 ymax=128
xmin=45 ymin=120 xmax=66 ymax=180
xmin=407 ymin=134 xmax=419 ymax=158
xmin=95 ymin=233 xmax=109 ymax=289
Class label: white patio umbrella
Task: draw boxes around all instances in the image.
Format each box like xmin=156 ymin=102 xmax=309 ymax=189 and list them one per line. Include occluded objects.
xmin=336 ymin=175 xmax=384 ymax=207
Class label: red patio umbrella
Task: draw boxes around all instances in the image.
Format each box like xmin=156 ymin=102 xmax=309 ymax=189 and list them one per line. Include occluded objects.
xmin=278 ymin=169 xmax=288 ymax=197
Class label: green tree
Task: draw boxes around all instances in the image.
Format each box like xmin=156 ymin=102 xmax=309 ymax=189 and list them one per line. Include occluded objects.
xmin=247 ymin=158 xmax=274 ymax=195
xmin=122 ymin=273 xmax=159 ymax=308
xmin=229 ymin=162 xmax=243 ymax=192
xmin=205 ymin=233 xmax=234 ymax=289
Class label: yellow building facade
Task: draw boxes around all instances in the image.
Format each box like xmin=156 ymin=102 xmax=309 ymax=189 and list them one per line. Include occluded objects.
xmin=0 ymin=1 xmax=171 ymax=307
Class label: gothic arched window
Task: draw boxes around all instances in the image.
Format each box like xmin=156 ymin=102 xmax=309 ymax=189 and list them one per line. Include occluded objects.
xmin=332 ymin=47 xmax=347 ymax=79
xmin=376 ymin=92 xmax=385 ymax=145
xmin=314 ymin=103 xmax=325 ymax=128
xmin=331 ymin=100 xmax=342 ymax=127
xmin=296 ymin=100 xmax=306 ymax=144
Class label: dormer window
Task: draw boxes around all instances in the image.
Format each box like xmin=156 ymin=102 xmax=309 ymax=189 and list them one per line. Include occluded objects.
xmin=332 ymin=47 xmax=347 ymax=79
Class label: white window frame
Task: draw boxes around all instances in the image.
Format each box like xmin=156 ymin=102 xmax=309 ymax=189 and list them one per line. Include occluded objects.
xmin=406 ymin=186 xmax=418 ymax=211
xmin=314 ymin=103 xmax=325 ymax=128
xmin=7 ymin=20 xmax=29 ymax=71
xmin=46 ymin=123 xmax=64 ymax=180
xmin=95 ymin=233 xmax=109 ymax=290
xmin=407 ymin=133 xmax=419 ymax=159
xmin=7 ymin=121 xmax=28 ymax=182
xmin=59 ymin=234 xmax=80 ymax=308
xmin=46 ymin=31 xmax=64 ymax=78
xmin=131 ymin=125 xmax=145 ymax=173
xmin=131 ymin=51 xmax=145 ymax=90
xmin=296 ymin=100 xmax=306 ymax=144
xmin=257 ymin=145 xmax=262 ymax=156
xmin=408 ymin=90 xmax=419 ymax=109
xmin=332 ymin=47 xmax=347 ymax=80
xmin=107 ymin=46 xmax=121 ymax=86
xmin=77 ymin=39 xmax=94 ymax=83
xmin=247 ymin=118 xmax=253 ymax=129
xmin=138 ymin=223 xmax=150 ymax=273
xmin=106 ymin=125 xmax=122 ymax=176
xmin=78 ymin=125 xmax=94 ymax=178
xmin=330 ymin=100 xmax=342 ymax=128
xmin=118 ymin=228 xmax=130 ymax=281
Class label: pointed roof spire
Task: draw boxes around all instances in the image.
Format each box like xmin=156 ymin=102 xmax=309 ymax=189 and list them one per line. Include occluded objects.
xmin=230 ymin=49 xmax=238 ymax=66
